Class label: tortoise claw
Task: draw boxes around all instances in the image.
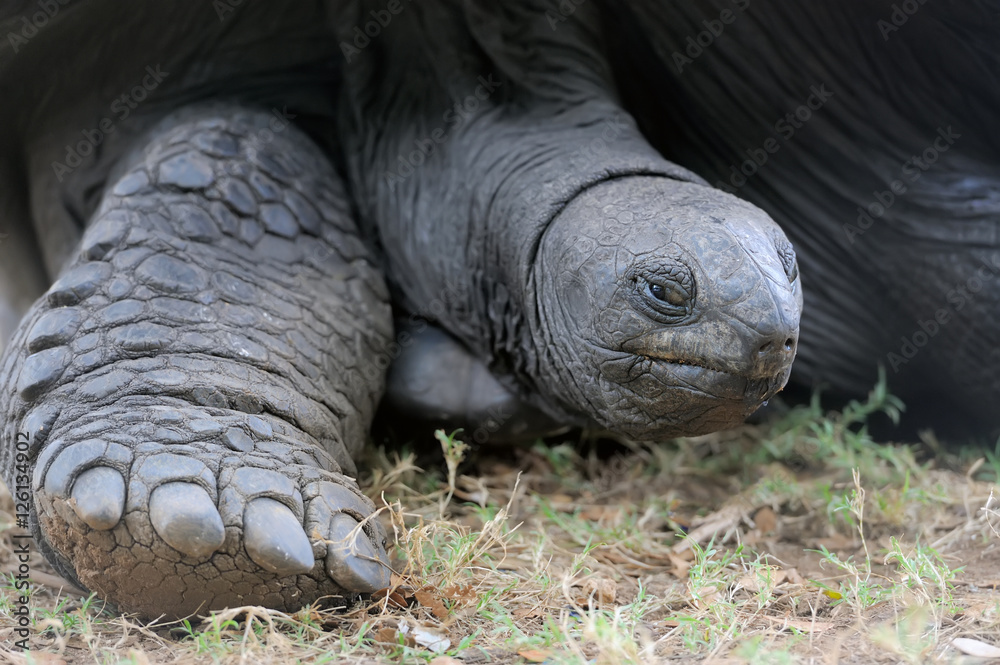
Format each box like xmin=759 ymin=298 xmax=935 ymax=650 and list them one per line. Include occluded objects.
xmin=325 ymin=512 xmax=391 ymax=592
xmin=149 ymin=482 xmax=226 ymax=558
xmin=70 ymin=466 xmax=125 ymax=531
xmin=243 ymin=497 xmax=314 ymax=576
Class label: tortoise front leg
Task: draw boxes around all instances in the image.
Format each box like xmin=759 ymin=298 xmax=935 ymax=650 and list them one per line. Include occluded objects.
xmin=0 ymin=106 xmax=393 ymax=618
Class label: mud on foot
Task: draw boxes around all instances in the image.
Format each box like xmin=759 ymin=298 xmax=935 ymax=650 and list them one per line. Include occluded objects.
xmin=0 ymin=106 xmax=394 ymax=618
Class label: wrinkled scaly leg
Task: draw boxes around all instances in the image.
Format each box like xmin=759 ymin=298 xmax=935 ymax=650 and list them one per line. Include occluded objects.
xmin=0 ymin=106 xmax=393 ymax=618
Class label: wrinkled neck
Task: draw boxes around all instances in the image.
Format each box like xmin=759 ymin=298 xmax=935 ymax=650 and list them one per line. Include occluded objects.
xmin=337 ymin=0 xmax=706 ymax=412
xmin=462 ymin=107 xmax=706 ymax=411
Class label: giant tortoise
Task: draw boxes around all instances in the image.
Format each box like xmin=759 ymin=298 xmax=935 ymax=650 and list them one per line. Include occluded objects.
xmin=0 ymin=0 xmax=995 ymax=618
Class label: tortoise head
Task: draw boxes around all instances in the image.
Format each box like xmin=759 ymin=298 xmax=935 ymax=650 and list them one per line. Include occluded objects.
xmin=533 ymin=176 xmax=802 ymax=439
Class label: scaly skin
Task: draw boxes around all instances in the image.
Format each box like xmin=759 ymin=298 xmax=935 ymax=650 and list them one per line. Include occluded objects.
xmin=340 ymin=0 xmax=801 ymax=440
xmin=0 ymin=107 xmax=393 ymax=618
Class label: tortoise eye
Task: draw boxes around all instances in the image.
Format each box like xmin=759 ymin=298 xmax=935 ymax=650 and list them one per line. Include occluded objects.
xmin=648 ymin=282 xmax=686 ymax=307
xmin=632 ymin=275 xmax=692 ymax=323
xmin=626 ymin=258 xmax=695 ymax=325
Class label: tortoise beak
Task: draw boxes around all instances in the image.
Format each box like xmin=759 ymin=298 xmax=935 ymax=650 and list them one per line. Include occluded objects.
xmin=623 ymin=319 xmax=798 ymax=382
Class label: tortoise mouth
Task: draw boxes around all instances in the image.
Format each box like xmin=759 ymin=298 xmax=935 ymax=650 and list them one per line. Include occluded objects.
xmin=644 ymin=355 xmax=783 ymax=405
xmin=596 ymin=356 xmax=782 ymax=440
xmin=646 ymin=353 xmax=731 ymax=375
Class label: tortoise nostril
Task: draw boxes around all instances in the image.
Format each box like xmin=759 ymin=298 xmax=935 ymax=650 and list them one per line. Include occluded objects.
xmin=751 ymin=334 xmax=797 ymax=379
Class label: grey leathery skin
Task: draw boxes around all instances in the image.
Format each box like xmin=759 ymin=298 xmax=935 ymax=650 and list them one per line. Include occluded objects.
xmin=339 ymin=0 xmax=801 ymax=440
xmin=1 ymin=107 xmax=394 ymax=618
xmin=535 ymin=177 xmax=800 ymax=437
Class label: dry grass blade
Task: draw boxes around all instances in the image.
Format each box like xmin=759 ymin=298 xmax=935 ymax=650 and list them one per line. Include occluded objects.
xmin=3 ymin=383 xmax=1000 ymax=663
